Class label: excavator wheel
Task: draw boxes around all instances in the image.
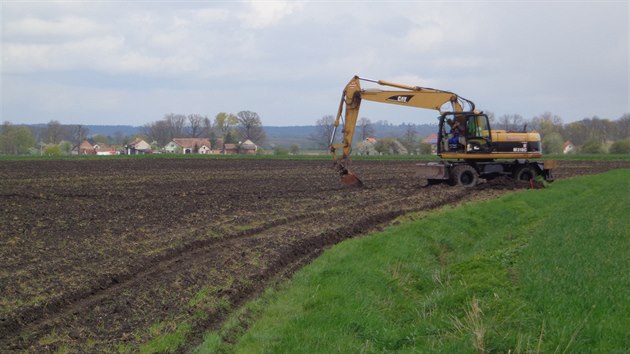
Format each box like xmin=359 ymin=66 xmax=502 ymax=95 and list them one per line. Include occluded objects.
xmin=449 ymin=164 xmax=478 ymax=187
xmin=513 ymin=165 xmax=537 ymax=182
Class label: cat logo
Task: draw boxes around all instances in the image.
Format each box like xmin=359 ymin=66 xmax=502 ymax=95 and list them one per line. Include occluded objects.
xmin=387 ymin=95 xmax=413 ymax=104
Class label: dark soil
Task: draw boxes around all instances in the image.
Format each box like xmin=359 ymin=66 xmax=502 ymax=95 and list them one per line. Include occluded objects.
xmin=0 ymin=158 xmax=627 ymax=352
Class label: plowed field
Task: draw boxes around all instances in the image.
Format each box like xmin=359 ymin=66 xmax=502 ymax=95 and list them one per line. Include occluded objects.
xmin=1 ymin=158 xmax=628 ymax=352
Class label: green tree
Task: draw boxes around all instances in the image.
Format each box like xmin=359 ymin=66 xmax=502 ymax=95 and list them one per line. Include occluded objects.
xmin=418 ymin=142 xmax=433 ymax=155
xmin=0 ymin=122 xmax=35 ymax=155
xmin=273 ymin=146 xmax=289 ymax=155
xmin=609 ymin=140 xmax=630 ymax=154
xmin=213 ymin=112 xmax=239 ymax=140
xmin=542 ymin=132 xmax=564 ymax=154
xmin=290 ymin=144 xmax=300 ymax=155
xmin=43 ymin=144 xmax=62 ymax=156
xmin=581 ymin=139 xmax=604 ymax=154
xmin=59 ymin=141 xmax=72 ymax=155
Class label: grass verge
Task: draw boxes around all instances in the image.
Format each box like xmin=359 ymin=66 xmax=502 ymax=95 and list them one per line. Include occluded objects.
xmin=196 ymin=169 xmax=630 ymax=353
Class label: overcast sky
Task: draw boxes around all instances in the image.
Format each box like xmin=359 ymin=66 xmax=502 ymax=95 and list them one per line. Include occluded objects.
xmin=1 ymin=1 xmax=628 ymax=127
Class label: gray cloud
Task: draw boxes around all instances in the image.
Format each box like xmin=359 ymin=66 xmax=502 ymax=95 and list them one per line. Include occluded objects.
xmin=1 ymin=1 xmax=627 ymax=126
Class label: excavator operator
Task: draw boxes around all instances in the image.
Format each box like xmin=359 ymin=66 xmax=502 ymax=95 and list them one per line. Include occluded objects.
xmin=447 ymin=119 xmax=465 ymax=152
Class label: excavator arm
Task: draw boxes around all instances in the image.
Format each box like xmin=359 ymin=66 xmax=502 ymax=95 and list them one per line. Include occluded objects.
xmin=329 ymin=75 xmax=474 ymax=186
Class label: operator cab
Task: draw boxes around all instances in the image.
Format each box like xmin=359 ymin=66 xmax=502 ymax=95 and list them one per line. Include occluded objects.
xmin=437 ymin=112 xmax=492 ymax=154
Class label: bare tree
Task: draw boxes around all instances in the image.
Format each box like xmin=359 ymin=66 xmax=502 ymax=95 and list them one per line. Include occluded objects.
xmin=201 ymin=116 xmax=212 ymax=138
xmin=497 ymin=114 xmax=524 ymax=132
xmin=142 ymin=119 xmax=172 ymax=147
xmin=358 ymin=117 xmax=375 ymax=141
xmin=165 ymin=114 xmax=187 ymax=138
xmin=236 ymin=110 xmax=266 ymax=144
xmin=187 ymin=114 xmax=204 ymax=138
xmin=616 ymin=113 xmax=630 ymax=139
xmin=308 ymin=114 xmax=335 ymax=149
xmin=485 ymin=111 xmax=496 ymax=125
xmin=43 ymin=120 xmax=67 ymax=144
xmin=70 ymin=125 xmax=90 ymax=147
xmin=400 ymin=123 xmax=418 ymax=152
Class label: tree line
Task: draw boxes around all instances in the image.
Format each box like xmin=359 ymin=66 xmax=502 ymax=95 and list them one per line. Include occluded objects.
xmin=0 ymin=110 xmax=267 ymax=155
xmin=2 ymin=111 xmax=630 ymax=155
xmin=0 ymin=120 xmax=92 ymax=155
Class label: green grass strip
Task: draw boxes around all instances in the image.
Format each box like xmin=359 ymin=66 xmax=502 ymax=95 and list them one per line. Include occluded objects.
xmin=196 ymin=169 xmax=630 ymax=354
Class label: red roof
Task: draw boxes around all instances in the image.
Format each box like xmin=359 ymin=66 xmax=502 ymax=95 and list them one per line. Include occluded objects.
xmin=422 ymin=133 xmax=438 ymax=144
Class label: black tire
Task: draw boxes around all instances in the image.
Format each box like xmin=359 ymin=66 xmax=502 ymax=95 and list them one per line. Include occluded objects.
xmin=449 ymin=165 xmax=478 ymax=187
xmin=513 ymin=165 xmax=537 ymax=181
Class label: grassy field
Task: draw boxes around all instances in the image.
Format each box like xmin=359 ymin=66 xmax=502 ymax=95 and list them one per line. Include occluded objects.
xmin=196 ymin=169 xmax=630 ymax=353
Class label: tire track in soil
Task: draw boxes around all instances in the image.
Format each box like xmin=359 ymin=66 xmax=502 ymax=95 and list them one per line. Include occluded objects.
xmin=0 ymin=176 xmax=425 ymax=338
xmin=2 ymin=183 xmax=476 ymax=352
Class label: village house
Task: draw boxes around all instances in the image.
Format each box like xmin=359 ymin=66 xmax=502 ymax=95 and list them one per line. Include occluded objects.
xmin=221 ymin=140 xmax=258 ymax=155
xmin=124 ymin=138 xmax=151 ymax=155
xmin=94 ymin=142 xmax=119 ymax=155
xmin=240 ymin=139 xmax=258 ymax=155
xmin=78 ymin=140 xmax=96 ymax=155
xmin=422 ymin=133 xmax=438 ymax=154
xmin=164 ymin=138 xmax=211 ymax=154
xmin=223 ymin=143 xmax=239 ymax=155
xmin=563 ymin=140 xmax=575 ymax=154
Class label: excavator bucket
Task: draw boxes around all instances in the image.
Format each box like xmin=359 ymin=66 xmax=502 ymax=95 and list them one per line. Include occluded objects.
xmin=335 ymin=161 xmax=364 ymax=187
xmin=341 ymin=170 xmax=363 ymax=187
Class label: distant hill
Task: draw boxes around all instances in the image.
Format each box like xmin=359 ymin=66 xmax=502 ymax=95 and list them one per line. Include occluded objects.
xmin=20 ymin=124 xmax=141 ymax=139
xmin=83 ymin=125 xmax=142 ymax=137
xmin=264 ymin=126 xmax=318 ymax=149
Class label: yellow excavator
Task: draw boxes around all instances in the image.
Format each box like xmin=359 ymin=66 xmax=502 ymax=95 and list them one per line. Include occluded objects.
xmin=329 ymin=75 xmax=556 ymax=187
